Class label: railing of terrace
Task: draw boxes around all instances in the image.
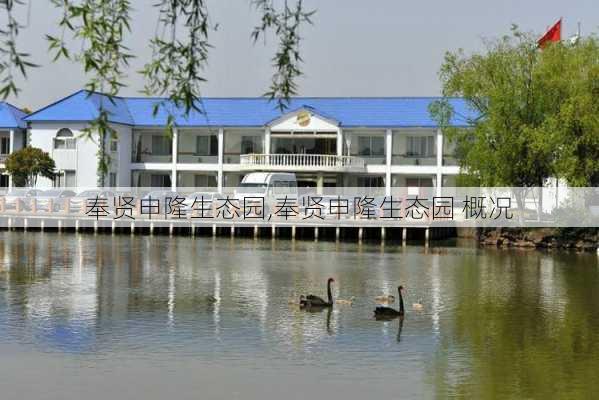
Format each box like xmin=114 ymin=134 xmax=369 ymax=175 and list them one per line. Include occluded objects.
xmin=239 ymin=153 xmax=366 ymax=171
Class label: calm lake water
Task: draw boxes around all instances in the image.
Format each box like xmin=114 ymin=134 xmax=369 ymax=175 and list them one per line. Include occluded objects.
xmin=0 ymin=231 xmax=598 ymax=399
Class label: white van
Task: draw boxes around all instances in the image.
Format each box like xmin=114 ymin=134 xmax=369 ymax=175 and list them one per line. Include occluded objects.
xmin=235 ymin=172 xmax=298 ymax=216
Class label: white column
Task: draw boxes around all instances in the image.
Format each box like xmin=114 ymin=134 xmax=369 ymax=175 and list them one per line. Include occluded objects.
xmin=316 ymin=174 xmax=324 ymax=195
xmin=217 ymin=128 xmax=224 ymax=192
xmin=171 ymin=127 xmax=178 ymax=191
xmin=385 ymin=129 xmax=392 ymax=196
xmin=336 ymin=127 xmax=343 ymax=156
xmin=8 ymin=129 xmax=14 ymax=189
xmin=264 ymin=127 xmax=271 ymax=154
xmin=436 ymin=129 xmax=443 ymax=196
xmin=9 ymin=129 xmax=15 ymax=152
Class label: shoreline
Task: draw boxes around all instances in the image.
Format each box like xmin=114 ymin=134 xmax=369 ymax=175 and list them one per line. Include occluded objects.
xmin=469 ymin=227 xmax=599 ymax=252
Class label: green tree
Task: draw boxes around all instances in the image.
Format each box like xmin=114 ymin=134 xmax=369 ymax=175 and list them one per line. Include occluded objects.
xmin=430 ymin=28 xmax=555 ymax=191
xmin=431 ymin=27 xmax=599 ymax=190
xmin=5 ymin=147 xmax=56 ymax=187
xmin=535 ymin=38 xmax=599 ymax=186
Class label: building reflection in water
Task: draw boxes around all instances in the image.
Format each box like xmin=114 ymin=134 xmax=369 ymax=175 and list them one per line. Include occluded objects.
xmin=431 ymin=253 xmax=441 ymax=339
xmin=1 ymin=232 xmax=599 ymax=399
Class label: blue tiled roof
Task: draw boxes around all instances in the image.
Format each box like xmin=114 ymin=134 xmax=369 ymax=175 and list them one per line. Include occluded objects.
xmin=25 ymin=90 xmax=476 ymax=128
xmin=25 ymin=90 xmax=133 ymax=125
xmin=0 ymin=101 xmax=27 ymax=129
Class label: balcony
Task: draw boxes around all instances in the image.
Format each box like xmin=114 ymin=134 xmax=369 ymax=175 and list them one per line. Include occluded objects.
xmin=392 ymin=155 xmax=437 ymax=166
xmin=240 ymin=153 xmax=366 ymax=172
xmin=0 ymin=153 xmax=7 ymax=163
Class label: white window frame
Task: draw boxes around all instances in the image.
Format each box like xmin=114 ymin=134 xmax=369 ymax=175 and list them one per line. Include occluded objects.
xmin=109 ymin=172 xmax=117 ymax=187
xmin=151 ymin=135 xmax=171 ymax=156
xmin=241 ymin=135 xmax=263 ymax=154
xmin=407 ymin=136 xmax=435 ymax=157
xmin=109 ymin=138 xmax=118 ymax=153
xmin=358 ymin=136 xmax=385 ymax=157
xmin=55 ymin=170 xmax=76 ymax=188
xmin=0 ymin=137 xmax=9 ymax=154
xmin=195 ymin=135 xmax=217 ymax=156
xmin=54 ymin=128 xmax=76 ymax=150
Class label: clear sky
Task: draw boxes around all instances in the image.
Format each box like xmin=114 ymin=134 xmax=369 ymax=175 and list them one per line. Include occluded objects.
xmin=6 ymin=0 xmax=598 ymax=109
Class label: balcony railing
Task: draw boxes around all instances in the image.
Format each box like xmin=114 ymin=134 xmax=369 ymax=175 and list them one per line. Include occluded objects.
xmin=240 ymin=153 xmax=366 ymax=172
xmin=0 ymin=153 xmax=8 ymax=163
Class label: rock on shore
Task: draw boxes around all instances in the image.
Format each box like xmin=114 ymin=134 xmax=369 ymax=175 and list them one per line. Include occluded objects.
xmin=476 ymin=228 xmax=598 ymax=251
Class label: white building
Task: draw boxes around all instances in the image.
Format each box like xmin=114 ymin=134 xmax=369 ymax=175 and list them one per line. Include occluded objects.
xmin=23 ymin=90 xmax=474 ymax=193
xmin=0 ymin=102 xmax=27 ymax=189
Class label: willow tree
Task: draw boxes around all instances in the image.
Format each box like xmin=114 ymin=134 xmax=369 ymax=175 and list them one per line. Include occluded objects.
xmin=536 ymin=37 xmax=599 ymax=187
xmin=1 ymin=0 xmax=315 ymax=186
xmin=430 ymin=27 xmax=599 ymax=190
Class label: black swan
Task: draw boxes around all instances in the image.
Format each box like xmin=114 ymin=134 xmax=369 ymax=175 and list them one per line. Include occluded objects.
xmin=396 ymin=316 xmax=404 ymax=342
xmin=374 ymin=286 xmax=405 ymax=319
xmin=300 ymin=278 xmax=334 ymax=308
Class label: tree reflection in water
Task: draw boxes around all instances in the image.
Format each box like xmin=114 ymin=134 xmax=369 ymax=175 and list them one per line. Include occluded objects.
xmin=0 ymin=232 xmax=597 ymax=399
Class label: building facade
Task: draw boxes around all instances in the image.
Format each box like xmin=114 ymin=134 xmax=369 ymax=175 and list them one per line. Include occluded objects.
xmin=23 ymin=91 xmax=474 ymax=193
xmin=0 ymin=102 xmax=27 ymax=189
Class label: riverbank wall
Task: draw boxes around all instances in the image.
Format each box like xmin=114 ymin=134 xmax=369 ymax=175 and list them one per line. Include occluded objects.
xmin=474 ymin=227 xmax=598 ymax=251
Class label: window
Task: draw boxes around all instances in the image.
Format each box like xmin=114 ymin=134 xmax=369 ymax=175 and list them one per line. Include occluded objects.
xmin=0 ymin=137 xmax=9 ymax=154
xmin=195 ymin=135 xmax=218 ymax=156
xmin=194 ymin=174 xmax=217 ymax=188
xmin=406 ymin=177 xmax=433 ymax=187
xmin=407 ymin=136 xmax=435 ymax=157
xmin=151 ymin=174 xmax=171 ymax=188
xmin=53 ymin=128 xmax=76 ymax=150
xmin=109 ymin=172 xmax=117 ymax=187
xmin=358 ymin=136 xmax=385 ymax=157
xmin=65 ymin=171 xmax=76 ymax=187
xmin=55 ymin=170 xmax=76 ymax=187
xmin=357 ymin=176 xmax=385 ymax=188
xmin=0 ymin=174 xmax=8 ymax=188
xmin=272 ymin=180 xmax=297 ymax=195
xmin=241 ymin=136 xmax=263 ymax=154
xmin=152 ymin=135 xmax=172 ymax=156
xmin=110 ymin=139 xmax=118 ymax=153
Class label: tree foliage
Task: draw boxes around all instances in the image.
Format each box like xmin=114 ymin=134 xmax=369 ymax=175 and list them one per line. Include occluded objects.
xmin=0 ymin=0 xmax=37 ymax=99
xmin=537 ymin=38 xmax=599 ymax=186
xmin=431 ymin=27 xmax=599 ymax=188
xmin=141 ymin=0 xmax=213 ymax=131
xmin=252 ymin=0 xmax=315 ymax=110
xmin=47 ymin=0 xmax=133 ymax=185
xmin=5 ymin=146 xmax=56 ymax=187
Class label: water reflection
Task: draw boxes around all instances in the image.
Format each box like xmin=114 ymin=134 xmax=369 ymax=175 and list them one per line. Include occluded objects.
xmin=0 ymin=232 xmax=598 ymax=399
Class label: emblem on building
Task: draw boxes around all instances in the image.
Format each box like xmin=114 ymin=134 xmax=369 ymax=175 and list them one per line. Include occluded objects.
xmin=296 ymin=111 xmax=311 ymax=127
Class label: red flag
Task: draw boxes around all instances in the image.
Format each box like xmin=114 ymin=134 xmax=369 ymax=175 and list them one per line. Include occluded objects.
xmin=538 ymin=19 xmax=562 ymax=48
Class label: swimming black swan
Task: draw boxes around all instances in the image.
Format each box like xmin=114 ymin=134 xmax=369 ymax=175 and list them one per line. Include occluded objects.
xmin=300 ymin=278 xmax=334 ymax=308
xmin=374 ymin=286 xmax=404 ymax=319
